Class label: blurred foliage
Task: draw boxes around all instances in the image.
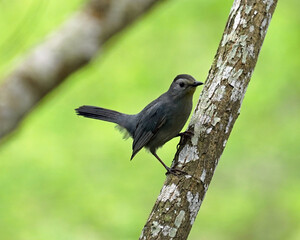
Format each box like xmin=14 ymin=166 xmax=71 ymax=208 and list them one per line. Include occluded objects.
xmin=0 ymin=0 xmax=299 ymax=239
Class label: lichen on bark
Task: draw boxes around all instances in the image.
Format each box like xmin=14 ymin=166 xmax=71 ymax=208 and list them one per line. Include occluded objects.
xmin=140 ymin=0 xmax=278 ymax=239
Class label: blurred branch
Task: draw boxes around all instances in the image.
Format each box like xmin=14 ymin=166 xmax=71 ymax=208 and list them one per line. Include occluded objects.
xmin=140 ymin=0 xmax=278 ymax=239
xmin=0 ymin=0 xmax=165 ymax=140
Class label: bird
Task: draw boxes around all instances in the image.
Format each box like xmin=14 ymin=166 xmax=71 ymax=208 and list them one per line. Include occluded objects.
xmin=75 ymin=74 xmax=203 ymax=174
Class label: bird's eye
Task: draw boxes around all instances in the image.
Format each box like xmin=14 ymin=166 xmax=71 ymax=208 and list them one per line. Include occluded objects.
xmin=179 ymin=82 xmax=185 ymax=88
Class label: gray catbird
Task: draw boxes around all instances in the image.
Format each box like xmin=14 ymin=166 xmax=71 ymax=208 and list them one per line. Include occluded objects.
xmin=75 ymin=74 xmax=203 ymax=174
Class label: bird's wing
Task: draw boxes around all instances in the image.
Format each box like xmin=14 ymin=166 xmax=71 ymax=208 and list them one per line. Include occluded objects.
xmin=131 ymin=102 xmax=167 ymax=159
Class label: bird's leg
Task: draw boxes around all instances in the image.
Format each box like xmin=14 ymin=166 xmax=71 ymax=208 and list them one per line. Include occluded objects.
xmin=176 ymin=130 xmax=194 ymax=150
xmin=151 ymin=151 xmax=187 ymax=176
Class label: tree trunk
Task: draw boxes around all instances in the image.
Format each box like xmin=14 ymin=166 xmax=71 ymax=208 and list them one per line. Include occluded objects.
xmin=0 ymin=0 xmax=165 ymax=141
xmin=140 ymin=0 xmax=278 ymax=239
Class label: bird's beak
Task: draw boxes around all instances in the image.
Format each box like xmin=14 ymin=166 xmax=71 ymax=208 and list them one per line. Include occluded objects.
xmin=191 ymin=81 xmax=204 ymax=87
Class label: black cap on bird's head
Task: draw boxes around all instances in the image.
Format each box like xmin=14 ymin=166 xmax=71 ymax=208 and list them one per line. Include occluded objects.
xmin=173 ymin=74 xmax=195 ymax=82
xmin=169 ymin=74 xmax=203 ymax=96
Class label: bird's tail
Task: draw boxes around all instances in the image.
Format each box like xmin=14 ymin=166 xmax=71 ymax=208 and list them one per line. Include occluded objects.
xmin=75 ymin=105 xmax=136 ymax=138
xmin=75 ymin=105 xmax=124 ymax=125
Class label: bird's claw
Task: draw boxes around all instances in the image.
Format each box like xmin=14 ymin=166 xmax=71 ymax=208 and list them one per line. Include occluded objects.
xmin=177 ymin=130 xmax=194 ymax=150
xmin=177 ymin=130 xmax=194 ymax=138
xmin=165 ymin=167 xmax=187 ymax=176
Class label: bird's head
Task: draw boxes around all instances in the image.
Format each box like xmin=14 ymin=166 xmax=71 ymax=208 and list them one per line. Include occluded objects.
xmin=168 ymin=74 xmax=203 ymax=98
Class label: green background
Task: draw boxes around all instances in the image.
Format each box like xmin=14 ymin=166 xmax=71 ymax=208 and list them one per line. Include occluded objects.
xmin=0 ymin=0 xmax=299 ymax=239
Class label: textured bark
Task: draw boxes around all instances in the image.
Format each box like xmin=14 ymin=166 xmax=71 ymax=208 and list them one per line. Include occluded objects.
xmin=140 ymin=0 xmax=278 ymax=239
xmin=0 ymin=0 xmax=165 ymax=140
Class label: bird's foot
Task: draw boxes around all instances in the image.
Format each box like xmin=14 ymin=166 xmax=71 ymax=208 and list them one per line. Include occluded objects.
xmin=177 ymin=130 xmax=194 ymax=138
xmin=165 ymin=167 xmax=187 ymax=176
xmin=176 ymin=130 xmax=194 ymax=150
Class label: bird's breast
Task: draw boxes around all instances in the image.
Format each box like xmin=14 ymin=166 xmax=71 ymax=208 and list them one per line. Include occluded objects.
xmin=146 ymin=97 xmax=193 ymax=150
